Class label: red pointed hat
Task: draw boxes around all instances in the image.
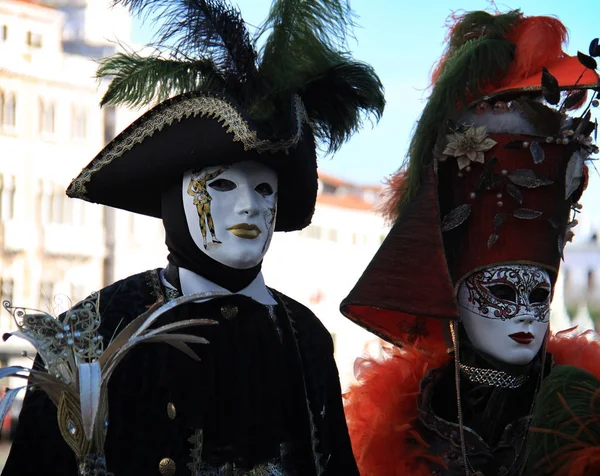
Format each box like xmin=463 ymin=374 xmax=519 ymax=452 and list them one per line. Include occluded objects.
xmin=341 ymin=10 xmax=600 ymax=349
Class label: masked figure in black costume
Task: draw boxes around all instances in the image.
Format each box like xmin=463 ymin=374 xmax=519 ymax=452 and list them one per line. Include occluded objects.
xmin=2 ymin=0 xmax=384 ymax=474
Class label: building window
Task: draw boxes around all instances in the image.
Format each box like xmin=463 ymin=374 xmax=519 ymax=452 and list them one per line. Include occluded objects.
xmin=41 ymin=180 xmax=53 ymax=223
xmin=305 ymin=225 xmax=322 ymax=240
xmin=35 ymin=179 xmax=43 ymax=223
xmin=1 ymin=25 xmax=7 ymax=42
xmin=71 ymin=105 xmax=87 ymax=139
xmin=327 ymin=228 xmax=338 ymax=242
xmin=51 ymin=185 xmax=64 ymax=223
xmin=26 ymin=31 xmax=43 ymax=48
xmin=0 ymin=277 xmax=14 ymax=330
xmin=0 ymin=174 xmax=15 ymax=221
xmin=64 ymin=195 xmax=73 ymax=223
xmin=39 ymin=99 xmax=55 ymax=134
xmin=1 ymin=278 xmax=14 ymax=307
xmin=80 ymin=202 xmax=88 ymax=226
xmin=321 ymin=183 xmax=336 ymax=195
xmin=104 ymin=106 xmax=116 ymax=143
xmin=4 ymin=93 xmax=15 ymax=127
xmin=0 ymin=90 xmax=16 ymax=128
xmin=352 ymin=232 xmax=368 ymax=246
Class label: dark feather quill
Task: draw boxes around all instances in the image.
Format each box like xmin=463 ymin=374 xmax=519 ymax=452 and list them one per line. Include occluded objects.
xmin=157 ymin=1 xmax=258 ymax=86
xmin=301 ymin=57 xmax=384 ymax=152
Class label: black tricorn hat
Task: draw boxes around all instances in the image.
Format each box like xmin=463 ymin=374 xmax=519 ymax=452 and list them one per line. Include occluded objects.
xmin=67 ymin=0 xmax=385 ymax=231
xmin=67 ymin=92 xmax=317 ymax=231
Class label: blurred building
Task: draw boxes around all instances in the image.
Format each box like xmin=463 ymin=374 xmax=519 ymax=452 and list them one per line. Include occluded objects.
xmin=263 ymin=172 xmax=389 ymax=390
xmin=557 ymin=232 xmax=600 ymax=330
xmin=0 ymin=0 xmax=142 ymax=383
xmin=549 ymin=175 xmax=600 ymax=333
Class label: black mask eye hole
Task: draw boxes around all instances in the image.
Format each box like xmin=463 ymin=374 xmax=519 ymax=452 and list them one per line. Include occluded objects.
xmin=255 ymin=183 xmax=274 ymax=196
xmin=530 ymin=287 xmax=550 ymax=304
xmin=209 ymin=179 xmax=237 ymax=191
xmin=486 ymin=284 xmax=517 ymax=302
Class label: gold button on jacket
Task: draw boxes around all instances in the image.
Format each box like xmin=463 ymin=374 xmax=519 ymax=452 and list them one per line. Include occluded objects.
xmin=167 ymin=402 xmax=176 ymax=420
xmin=159 ymin=457 xmax=176 ymax=476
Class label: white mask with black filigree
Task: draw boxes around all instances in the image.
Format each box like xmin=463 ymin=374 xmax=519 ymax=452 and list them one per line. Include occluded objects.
xmin=457 ymin=264 xmax=551 ymax=365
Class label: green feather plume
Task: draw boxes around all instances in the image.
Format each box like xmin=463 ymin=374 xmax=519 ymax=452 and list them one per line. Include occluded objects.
xmin=529 ymin=365 xmax=600 ymax=475
xmin=254 ymin=0 xmax=384 ymax=151
xmin=99 ymin=0 xmax=384 ymax=153
xmin=98 ymin=52 xmax=227 ymax=108
xmin=256 ymin=0 xmax=351 ymax=94
xmin=389 ymin=10 xmax=522 ymax=220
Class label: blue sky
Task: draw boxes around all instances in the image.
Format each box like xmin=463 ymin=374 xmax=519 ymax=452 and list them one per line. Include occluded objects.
xmin=132 ymin=1 xmax=600 ymax=187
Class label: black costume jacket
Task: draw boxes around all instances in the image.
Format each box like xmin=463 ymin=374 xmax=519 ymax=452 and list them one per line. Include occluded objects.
xmin=2 ymin=269 xmax=358 ymax=476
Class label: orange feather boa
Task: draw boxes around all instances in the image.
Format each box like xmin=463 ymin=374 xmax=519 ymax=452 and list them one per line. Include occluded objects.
xmin=344 ymin=330 xmax=600 ymax=476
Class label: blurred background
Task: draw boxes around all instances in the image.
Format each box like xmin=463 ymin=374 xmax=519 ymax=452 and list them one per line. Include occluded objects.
xmin=0 ymin=0 xmax=599 ymax=468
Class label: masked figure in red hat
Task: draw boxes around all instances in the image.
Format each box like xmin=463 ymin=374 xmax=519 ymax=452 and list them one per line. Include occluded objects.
xmin=1 ymin=0 xmax=384 ymax=475
xmin=341 ymin=10 xmax=600 ymax=476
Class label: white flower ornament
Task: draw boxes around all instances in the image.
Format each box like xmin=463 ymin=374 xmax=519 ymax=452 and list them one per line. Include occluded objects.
xmin=443 ymin=125 xmax=498 ymax=170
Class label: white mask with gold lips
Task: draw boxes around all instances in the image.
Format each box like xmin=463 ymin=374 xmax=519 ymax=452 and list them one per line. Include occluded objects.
xmin=182 ymin=161 xmax=278 ymax=270
xmin=457 ymin=264 xmax=551 ymax=366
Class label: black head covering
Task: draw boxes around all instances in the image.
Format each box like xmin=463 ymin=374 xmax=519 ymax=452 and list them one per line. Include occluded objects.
xmin=161 ymin=179 xmax=261 ymax=292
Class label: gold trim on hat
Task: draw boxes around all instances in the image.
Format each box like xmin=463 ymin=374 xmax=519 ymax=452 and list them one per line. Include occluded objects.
xmin=68 ymin=94 xmax=308 ymax=201
xmin=473 ymin=82 xmax=600 ymax=107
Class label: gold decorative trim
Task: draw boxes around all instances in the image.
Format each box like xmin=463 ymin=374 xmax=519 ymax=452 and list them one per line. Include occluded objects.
xmin=57 ymin=388 xmax=109 ymax=460
xmin=147 ymin=269 xmax=167 ymax=306
xmin=68 ymin=94 xmax=308 ymax=200
xmin=165 ymin=287 xmax=181 ymax=302
xmin=187 ymin=428 xmax=204 ymax=474
xmin=186 ymin=428 xmax=287 ymax=475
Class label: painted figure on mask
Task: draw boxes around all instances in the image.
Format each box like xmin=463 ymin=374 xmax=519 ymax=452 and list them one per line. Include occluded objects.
xmin=186 ymin=167 xmax=226 ymax=248
xmin=1 ymin=0 xmax=384 ymax=475
xmin=340 ymin=10 xmax=600 ymax=476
